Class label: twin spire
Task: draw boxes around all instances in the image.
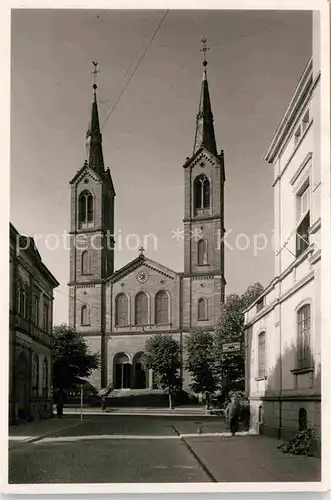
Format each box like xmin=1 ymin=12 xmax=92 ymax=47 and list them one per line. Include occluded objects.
xmin=84 ymin=39 xmax=218 ymax=173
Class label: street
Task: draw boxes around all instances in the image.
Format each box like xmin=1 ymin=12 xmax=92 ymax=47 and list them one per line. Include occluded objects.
xmin=8 ymin=415 xmax=321 ymax=483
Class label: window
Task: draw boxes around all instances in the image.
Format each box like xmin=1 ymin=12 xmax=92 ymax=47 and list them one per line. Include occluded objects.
xmin=197 ymin=239 xmax=208 ymax=265
xmin=194 ymin=175 xmax=210 ymax=213
xmin=135 ymin=292 xmax=148 ymax=325
xmin=81 ymin=251 xmax=90 ymax=275
xmin=197 ymin=298 xmax=208 ymax=321
xmin=31 ymin=294 xmax=39 ymax=325
xmin=17 ymin=281 xmax=27 ymax=317
xmin=81 ymin=304 xmax=90 ymax=325
xmin=43 ymin=300 xmax=49 ymax=332
xmin=155 ymin=291 xmax=169 ymax=324
xmin=115 ymin=294 xmax=128 ymax=326
xmin=296 ymin=183 xmax=310 ymax=257
xmin=258 ymin=332 xmax=266 ymax=377
xmin=297 ymin=304 xmax=311 ymax=369
xmin=79 ymin=190 xmax=94 ymax=224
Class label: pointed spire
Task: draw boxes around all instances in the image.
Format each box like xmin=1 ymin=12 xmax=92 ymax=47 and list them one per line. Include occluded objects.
xmin=85 ymin=62 xmax=105 ymax=175
xmin=193 ymin=38 xmax=218 ymax=156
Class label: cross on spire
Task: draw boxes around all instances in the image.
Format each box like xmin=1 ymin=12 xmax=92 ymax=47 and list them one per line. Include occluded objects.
xmin=139 ymin=246 xmax=145 ymax=256
xmin=200 ymin=37 xmax=210 ymax=68
xmin=92 ymin=61 xmax=99 ymax=92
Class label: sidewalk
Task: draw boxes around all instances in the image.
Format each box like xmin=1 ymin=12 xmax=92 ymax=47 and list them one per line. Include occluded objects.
xmin=9 ymin=416 xmax=88 ymax=448
xmin=184 ymin=434 xmax=321 ymax=482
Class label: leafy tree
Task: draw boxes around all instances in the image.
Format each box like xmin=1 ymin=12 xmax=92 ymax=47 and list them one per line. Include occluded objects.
xmin=53 ymin=324 xmax=100 ymax=391
xmin=185 ymin=329 xmax=218 ymax=408
xmin=213 ymin=282 xmax=264 ymax=399
xmin=142 ymin=334 xmax=181 ymax=409
xmin=241 ymin=282 xmax=265 ymax=310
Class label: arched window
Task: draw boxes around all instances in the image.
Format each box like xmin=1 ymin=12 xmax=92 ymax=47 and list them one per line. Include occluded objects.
xmin=79 ymin=190 xmax=94 ymax=224
xmin=194 ymin=175 xmax=210 ymax=212
xmin=81 ymin=304 xmax=90 ymax=325
xmin=299 ymin=408 xmax=307 ymax=431
xmin=115 ymin=293 xmax=128 ymax=326
xmin=197 ymin=239 xmax=208 ymax=265
xmin=81 ymin=251 xmax=90 ymax=274
xmin=43 ymin=358 xmax=48 ymax=396
xmin=297 ymin=304 xmax=311 ymax=368
xmin=258 ymin=332 xmax=266 ymax=377
xmin=155 ymin=291 xmax=169 ymax=324
xmin=135 ymin=292 xmax=148 ymax=325
xmin=198 ymin=298 xmax=208 ymax=321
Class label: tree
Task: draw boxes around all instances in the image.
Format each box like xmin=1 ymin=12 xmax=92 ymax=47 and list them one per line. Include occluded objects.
xmin=241 ymin=282 xmax=265 ymax=310
xmin=213 ymin=282 xmax=264 ymax=399
xmin=142 ymin=334 xmax=181 ymax=409
xmin=185 ymin=329 xmax=218 ymax=409
xmin=52 ymin=324 xmax=100 ymax=391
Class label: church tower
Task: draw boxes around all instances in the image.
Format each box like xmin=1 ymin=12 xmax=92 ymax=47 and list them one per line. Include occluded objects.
xmin=182 ymin=42 xmax=225 ymax=331
xmin=68 ymin=67 xmax=115 ymax=388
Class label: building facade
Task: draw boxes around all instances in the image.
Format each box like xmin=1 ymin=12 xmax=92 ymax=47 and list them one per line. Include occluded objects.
xmin=244 ymin=14 xmax=321 ymax=451
xmin=9 ymin=224 xmax=59 ymax=424
xmin=68 ymin=62 xmax=226 ymax=392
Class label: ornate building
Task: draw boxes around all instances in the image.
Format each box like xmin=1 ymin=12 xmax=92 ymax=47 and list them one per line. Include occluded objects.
xmin=244 ymin=12 xmax=321 ymax=454
xmin=9 ymin=223 xmax=59 ymax=424
xmin=68 ymin=58 xmax=226 ymax=392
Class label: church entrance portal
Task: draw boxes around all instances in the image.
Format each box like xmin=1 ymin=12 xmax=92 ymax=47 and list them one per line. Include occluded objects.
xmin=114 ymin=354 xmax=131 ymax=389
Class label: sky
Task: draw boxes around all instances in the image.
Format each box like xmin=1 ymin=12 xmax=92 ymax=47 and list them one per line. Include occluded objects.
xmin=10 ymin=9 xmax=312 ymax=325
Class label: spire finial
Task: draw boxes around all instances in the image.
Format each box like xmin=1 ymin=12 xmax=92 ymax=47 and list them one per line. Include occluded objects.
xmin=200 ymin=37 xmax=210 ymax=71
xmin=139 ymin=246 xmax=145 ymax=256
xmin=92 ymin=61 xmax=99 ymax=93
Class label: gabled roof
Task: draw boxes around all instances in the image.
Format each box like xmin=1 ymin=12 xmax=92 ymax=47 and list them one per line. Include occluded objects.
xmin=105 ymin=255 xmax=178 ymax=284
xmin=183 ymin=145 xmax=222 ymax=169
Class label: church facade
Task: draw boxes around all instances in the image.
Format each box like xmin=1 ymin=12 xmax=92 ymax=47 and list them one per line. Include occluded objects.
xmin=68 ymin=63 xmax=225 ymax=393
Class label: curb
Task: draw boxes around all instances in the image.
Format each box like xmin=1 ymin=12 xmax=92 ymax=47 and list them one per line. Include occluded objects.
xmin=62 ymin=411 xmax=213 ymax=417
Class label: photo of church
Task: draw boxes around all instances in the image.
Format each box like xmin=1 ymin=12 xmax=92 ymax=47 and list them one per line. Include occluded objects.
xmin=68 ymin=55 xmax=226 ymax=392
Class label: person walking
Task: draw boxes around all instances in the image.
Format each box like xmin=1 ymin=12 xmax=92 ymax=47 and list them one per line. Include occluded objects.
xmin=55 ymin=388 xmax=65 ymax=419
xmin=226 ymin=394 xmax=240 ymax=436
xmin=101 ymin=395 xmax=107 ymax=412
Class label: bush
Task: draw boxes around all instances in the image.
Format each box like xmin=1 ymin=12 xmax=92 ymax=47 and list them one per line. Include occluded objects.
xmin=277 ymin=428 xmax=316 ymax=456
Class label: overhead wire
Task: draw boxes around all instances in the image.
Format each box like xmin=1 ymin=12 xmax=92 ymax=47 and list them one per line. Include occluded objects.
xmin=101 ymin=9 xmax=169 ymax=131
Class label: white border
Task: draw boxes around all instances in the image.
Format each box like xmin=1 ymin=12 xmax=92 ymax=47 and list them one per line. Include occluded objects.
xmin=1 ymin=0 xmax=330 ymax=495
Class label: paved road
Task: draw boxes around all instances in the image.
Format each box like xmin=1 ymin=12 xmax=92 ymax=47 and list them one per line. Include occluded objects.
xmin=8 ymin=415 xmax=320 ymax=484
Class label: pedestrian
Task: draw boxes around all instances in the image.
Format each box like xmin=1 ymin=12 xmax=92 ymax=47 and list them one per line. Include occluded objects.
xmin=55 ymin=388 xmax=65 ymax=419
xmin=101 ymin=395 xmax=107 ymax=412
xmin=226 ymin=394 xmax=240 ymax=436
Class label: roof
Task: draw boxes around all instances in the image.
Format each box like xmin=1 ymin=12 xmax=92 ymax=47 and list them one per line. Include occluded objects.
xmin=10 ymin=223 xmax=59 ymax=288
xmin=264 ymin=58 xmax=313 ymax=164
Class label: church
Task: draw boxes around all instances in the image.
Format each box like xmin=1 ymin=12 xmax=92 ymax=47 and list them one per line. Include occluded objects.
xmin=68 ymin=57 xmax=226 ymax=393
